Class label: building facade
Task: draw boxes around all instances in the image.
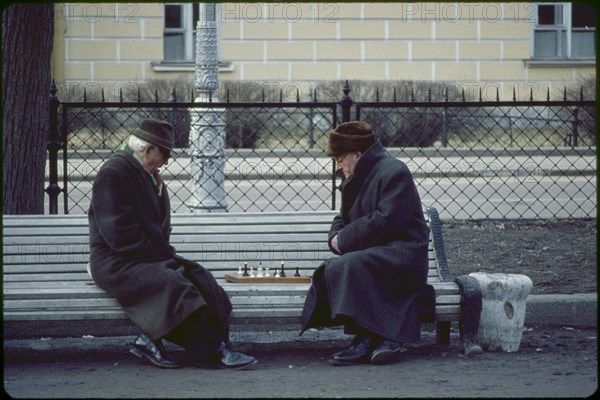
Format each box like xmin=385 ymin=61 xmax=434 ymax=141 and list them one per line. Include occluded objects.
xmin=52 ymin=2 xmax=596 ymax=101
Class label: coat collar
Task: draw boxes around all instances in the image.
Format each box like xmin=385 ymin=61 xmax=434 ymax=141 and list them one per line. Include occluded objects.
xmin=338 ymin=140 xmax=386 ymax=192
xmin=114 ymin=149 xmax=146 ymax=174
xmin=110 ymin=150 xmax=169 ymax=221
xmin=114 ymin=149 xmax=163 ymax=196
xmin=353 ymin=139 xmax=386 ymax=177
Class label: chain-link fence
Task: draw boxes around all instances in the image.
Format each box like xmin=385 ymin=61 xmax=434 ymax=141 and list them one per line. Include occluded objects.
xmin=47 ymin=82 xmax=596 ymax=219
xmin=356 ymin=99 xmax=596 ymax=219
xmin=53 ymin=99 xmax=338 ymax=214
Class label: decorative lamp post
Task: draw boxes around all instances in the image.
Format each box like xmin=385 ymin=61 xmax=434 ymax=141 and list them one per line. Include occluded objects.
xmin=187 ymin=3 xmax=228 ymax=212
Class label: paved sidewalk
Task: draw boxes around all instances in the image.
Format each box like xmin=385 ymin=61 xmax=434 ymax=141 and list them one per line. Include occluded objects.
xmin=4 ymin=292 xmax=597 ymax=398
xmin=4 ymin=322 xmax=597 ymax=398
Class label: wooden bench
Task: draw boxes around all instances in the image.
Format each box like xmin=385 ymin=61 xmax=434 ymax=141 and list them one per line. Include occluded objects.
xmin=3 ymin=207 xmax=464 ymax=345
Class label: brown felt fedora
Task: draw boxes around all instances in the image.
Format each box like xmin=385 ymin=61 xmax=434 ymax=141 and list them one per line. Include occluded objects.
xmin=133 ymin=118 xmax=175 ymax=151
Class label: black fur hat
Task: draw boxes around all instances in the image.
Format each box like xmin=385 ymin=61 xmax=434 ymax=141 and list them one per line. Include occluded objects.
xmin=326 ymin=121 xmax=376 ymax=157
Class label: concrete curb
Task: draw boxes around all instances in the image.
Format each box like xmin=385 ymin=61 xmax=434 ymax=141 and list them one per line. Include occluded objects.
xmin=55 ymin=153 xmax=596 ymax=182
xmin=525 ymin=293 xmax=597 ymax=327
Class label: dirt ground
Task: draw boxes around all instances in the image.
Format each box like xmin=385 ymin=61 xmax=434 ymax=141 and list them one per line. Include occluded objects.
xmin=441 ymin=218 xmax=597 ymax=294
xmin=3 ymin=219 xmax=598 ymax=398
xmin=3 ymin=325 xmax=597 ymax=398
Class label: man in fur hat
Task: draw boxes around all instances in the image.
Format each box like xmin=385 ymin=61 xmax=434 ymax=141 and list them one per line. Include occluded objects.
xmin=301 ymin=121 xmax=430 ymax=366
xmin=88 ymin=118 xmax=256 ymax=370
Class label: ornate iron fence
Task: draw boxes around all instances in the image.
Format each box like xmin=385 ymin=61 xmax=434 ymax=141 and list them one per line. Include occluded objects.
xmin=47 ymin=81 xmax=596 ymax=219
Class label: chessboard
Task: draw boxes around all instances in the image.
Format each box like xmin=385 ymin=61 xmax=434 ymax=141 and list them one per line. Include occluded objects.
xmin=224 ymin=262 xmax=311 ymax=283
xmin=224 ymin=274 xmax=311 ymax=284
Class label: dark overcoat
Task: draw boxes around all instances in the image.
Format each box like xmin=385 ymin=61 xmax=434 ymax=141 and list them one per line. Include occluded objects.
xmin=301 ymin=140 xmax=429 ymax=343
xmin=88 ymin=150 xmax=231 ymax=341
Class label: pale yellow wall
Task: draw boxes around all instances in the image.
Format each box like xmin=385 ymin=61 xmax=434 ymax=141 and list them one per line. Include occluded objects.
xmin=54 ymin=2 xmax=173 ymax=97
xmin=53 ymin=2 xmax=595 ymax=101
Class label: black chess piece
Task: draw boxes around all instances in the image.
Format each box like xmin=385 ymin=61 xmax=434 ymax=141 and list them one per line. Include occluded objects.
xmin=243 ymin=262 xmax=249 ymax=277
xmin=294 ymin=266 xmax=301 ymax=277
xmin=279 ymin=261 xmax=286 ymax=277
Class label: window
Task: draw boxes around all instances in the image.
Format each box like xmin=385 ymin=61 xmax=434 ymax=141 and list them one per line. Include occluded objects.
xmin=155 ymin=3 xmax=228 ymax=72
xmin=533 ymin=2 xmax=596 ymax=59
xmin=163 ymin=3 xmax=199 ymax=61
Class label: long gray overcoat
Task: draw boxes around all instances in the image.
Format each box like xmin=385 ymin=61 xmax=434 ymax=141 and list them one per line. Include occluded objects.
xmin=301 ymin=140 xmax=429 ymax=343
xmin=88 ymin=150 xmax=231 ymax=341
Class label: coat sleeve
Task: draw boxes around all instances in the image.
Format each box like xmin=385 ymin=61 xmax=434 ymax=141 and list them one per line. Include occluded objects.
xmin=336 ymin=167 xmax=422 ymax=254
xmin=327 ymin=214 xmax=345 ymax=254
xmin=91 ymin=166 xmax=172 ymax=258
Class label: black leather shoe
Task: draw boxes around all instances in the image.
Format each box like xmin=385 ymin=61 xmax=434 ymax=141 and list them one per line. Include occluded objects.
xmin=370 ymin=340 xmax=407 ymax=365
xmin=209 ymin=342 xmax=257 ymax=370
xmin=329 ymin=335 xmax=380 ymax=366
xmin=130 ymin=334 xmax=180 ymax=369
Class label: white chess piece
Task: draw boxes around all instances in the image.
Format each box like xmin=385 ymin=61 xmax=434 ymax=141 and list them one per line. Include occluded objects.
xmin=257 ymin=266 xmax=263 ymax=277
xmin=238 ymin=266 xmax=243 ymax=276
xmin=265 ymin=267 xmax=270 ymax=277
xmin=280 ymin=261 xmax=286 ymax=277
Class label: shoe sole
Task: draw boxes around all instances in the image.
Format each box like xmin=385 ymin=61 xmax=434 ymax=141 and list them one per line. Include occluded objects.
xmin=329 ymin=359 xmax=360 ymax=366
xmin=328 ymin=356 xmax=371 ymax=366
xmin=213 ymin=358 xmax=258 ymax=370
xmin=130 ymin=347 xmax=181 ymax=369
xmin=370 ymin=346 xmax=407 ymax=365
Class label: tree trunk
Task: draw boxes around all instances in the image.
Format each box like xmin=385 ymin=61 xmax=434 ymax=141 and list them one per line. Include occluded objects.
xmin=2 ymin=4 xmax=54 ymax=214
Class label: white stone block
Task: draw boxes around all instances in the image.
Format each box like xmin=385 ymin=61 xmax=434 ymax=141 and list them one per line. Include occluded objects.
xmin=469 ymin=272 xmax=533 ymax=352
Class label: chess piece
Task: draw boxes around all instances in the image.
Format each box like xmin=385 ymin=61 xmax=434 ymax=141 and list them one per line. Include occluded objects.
xmin=294 ymin=267 xmax=301 ymax=277
xmin=238 ymin=266 xmax=243 ymax=276
xmin=258 ymin=262 xmax=263 ymax=277
xmin=279 ymin=261 xmax=286 ymax=278
xmin=243 ymin=262 xmax=249 ymax=277
xmin=265 ymin=267 xmax=270 ymax=277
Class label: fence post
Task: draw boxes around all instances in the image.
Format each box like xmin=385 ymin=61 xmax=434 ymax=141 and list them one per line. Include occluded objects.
xmin=308 ymin=89 xmax=315 ymax=148
xmin=46 ymin=80 xmax=61 ymax=214
xmin=340 ymin=80 xmax=353 ymax=123
xmin=572 ymin=106 xmax=580 ymax=148
xmin=331 ymin=80 xmax=354 ymax=210
xmin=441 ymin=88 xmax=448 ymax=147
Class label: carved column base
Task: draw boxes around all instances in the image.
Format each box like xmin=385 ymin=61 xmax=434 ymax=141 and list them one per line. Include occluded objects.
xmin=186 ymin=106 xmax=227 ymax=213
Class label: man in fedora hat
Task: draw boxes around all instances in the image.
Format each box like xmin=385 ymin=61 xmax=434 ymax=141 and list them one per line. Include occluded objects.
xmin=300 ymin=121 xmax=431 ymax=366
xmin=88 ymin=118 xmax=257 ymax=370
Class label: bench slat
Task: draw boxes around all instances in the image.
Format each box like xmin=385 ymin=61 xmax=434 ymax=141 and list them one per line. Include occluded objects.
xmin=1 ymin=211 xmax=338 ymax=225
xmin=2 ymin=266 xmax=445 ymax=285
xmin=3 ymin=224 xmax=335 ymax=237
xmin=4 ymin=286 xmax=460 ymax=303
xmin=4 ymin=278 xmax=459 ymax=292
xmin=1 ymin=234 xmax=335 ymax=248
xmin=3 ymin=274 xmax=459 ymax=291
xmin=5 ymin=305 xmax=461 ymax=322
xmin=4 ymin=296 xmax=311 ymax=309
xmin=2 ymin=247 xmax=433 ymax=262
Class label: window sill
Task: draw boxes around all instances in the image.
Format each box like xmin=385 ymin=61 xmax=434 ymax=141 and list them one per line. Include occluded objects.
xmin=151 ymin=61 xmax=235 ymax=73
xmin=525 ymin=59 xmax=596 ymax=67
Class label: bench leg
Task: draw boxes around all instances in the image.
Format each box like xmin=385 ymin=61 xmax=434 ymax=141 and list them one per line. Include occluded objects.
xmin=436 ymin=321 xmax=451 ymax=345
xmin=455 ymin=275 xmax=484 ymax=355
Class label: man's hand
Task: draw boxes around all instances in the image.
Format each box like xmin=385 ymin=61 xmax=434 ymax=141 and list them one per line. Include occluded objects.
xmin=331 ymin=234 xmax=340 ymax=253
xmin=153 ymin=169 xmax=163 ymax=186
